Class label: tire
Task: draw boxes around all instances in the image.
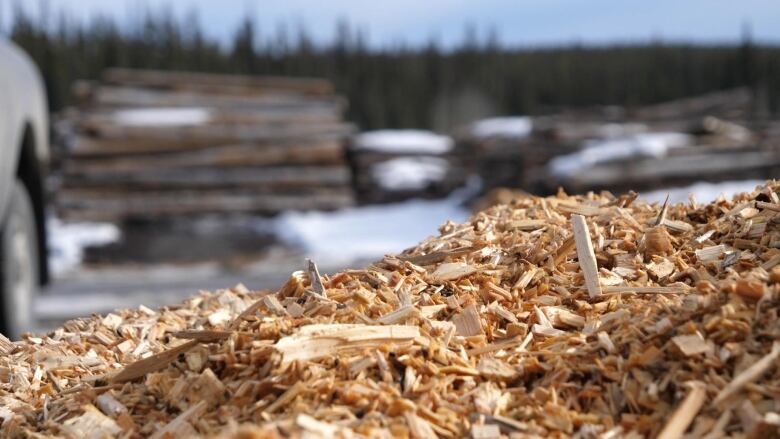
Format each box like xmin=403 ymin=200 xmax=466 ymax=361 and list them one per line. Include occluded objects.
xmin=0 ymin=180 xmax=39 ymax=339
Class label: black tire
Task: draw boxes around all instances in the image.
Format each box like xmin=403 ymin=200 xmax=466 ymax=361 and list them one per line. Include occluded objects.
xmin=0 ymin=180 xmax=39 ymax=338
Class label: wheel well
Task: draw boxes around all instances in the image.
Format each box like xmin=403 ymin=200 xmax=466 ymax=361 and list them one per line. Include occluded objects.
xmin=15 ymin=123 xmax=49 ymax=285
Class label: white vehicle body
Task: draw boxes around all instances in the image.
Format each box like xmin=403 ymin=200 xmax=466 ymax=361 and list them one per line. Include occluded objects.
xmin=0 ymin=37 xmax=50 ymax=337
xmin=0 ymin=38 xmax=49 ymax=214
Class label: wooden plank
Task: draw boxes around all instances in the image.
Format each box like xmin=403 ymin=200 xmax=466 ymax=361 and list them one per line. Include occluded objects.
xmin=57 ymin=190 xmax=354 ymax=221
xmin=69 ymin=134 xmax=349 ymax=157
xmin=64 ymin=141 xmax=345 ymax=173
xmin=62 ymin=166 xmax=352 ymax=189
xmin=571 ymin=214 xmax=602 ymax=298
xmin=82 ymin=120 xmax=354 ymax=143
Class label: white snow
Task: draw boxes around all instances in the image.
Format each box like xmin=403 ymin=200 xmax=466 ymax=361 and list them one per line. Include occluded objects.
xmin=372 ymin=157 xmax=449 ymax=191
xmin=640 ymin=180 xmax=766 ymax=205
xmin=113 ymin=107 xmax=212 ymax=127
xmin=274 ymin=183 xmax=477 ymax=264
xmin=47 ymin=217 xmax=120 ymax=275
xmin=549 ymin=132 xmax=693 ymax=177
xmin=352 ymin=130 xmax=454 ymax=154
xmin=471 ymin=116 xmax=533 ymax=139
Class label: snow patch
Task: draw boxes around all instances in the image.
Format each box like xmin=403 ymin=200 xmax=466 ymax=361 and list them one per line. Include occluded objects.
xmin=47 ymin=217 xmax=121 ymax=275
xmin=640 ymin=180 xmax=765 ymax=205
xmin=372 ymin=157 xmax=449 ymax=191
xmin=353 ymin=130 xmax=453 ymax=154
xmin=471 ymin=116 xmax=533 ymax=139
xmin=113 ymin=107 xmax=212 ymax=127
xmin=550 ymin=132 xmax=693 ymax=177
xmin=274 ymin=183 xmax=477 ymax=264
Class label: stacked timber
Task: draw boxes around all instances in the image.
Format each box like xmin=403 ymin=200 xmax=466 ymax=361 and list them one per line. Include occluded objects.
xmin=5 ymin=180 xmax=780 ymax=437
xmin=56 ymin=69 xmax=355 ymax=221
xmin=458 ymin=88 xmax=775 ymax=196
xmin=457 ymin=116 xmax=581 ymax=190
xmin=349 ymin=130 xmax=467 ymax=204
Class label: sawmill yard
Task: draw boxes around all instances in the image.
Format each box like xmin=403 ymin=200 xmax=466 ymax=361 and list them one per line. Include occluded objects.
xmin=5 ymin=179 xmax=780 ymax=437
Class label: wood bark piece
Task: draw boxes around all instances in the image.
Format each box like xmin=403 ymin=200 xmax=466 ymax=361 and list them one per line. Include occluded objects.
xmin=571 ymin=214 xmax=602 ymax=298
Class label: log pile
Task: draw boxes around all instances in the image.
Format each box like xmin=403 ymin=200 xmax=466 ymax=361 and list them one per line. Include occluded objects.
xmin=55 ymin=69 xmax=356 ymax=221
xmin=458 ymin=88 xmax=775 ymax=196
xmin=349 ymin=130 xmax=468 ymax=204
xmin=5 ymin=180 xmax=780 ymax=437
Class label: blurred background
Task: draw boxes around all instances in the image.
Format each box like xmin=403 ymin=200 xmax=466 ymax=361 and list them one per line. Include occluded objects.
xmin=1 ymin=0 xmax=778 ymax=333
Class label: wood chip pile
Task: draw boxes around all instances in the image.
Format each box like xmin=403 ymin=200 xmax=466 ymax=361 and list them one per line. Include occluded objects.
xmin=5 ymin=181 xmax=780 ymax=437
xmin=55 ymin=69 xmax=355 ymax=221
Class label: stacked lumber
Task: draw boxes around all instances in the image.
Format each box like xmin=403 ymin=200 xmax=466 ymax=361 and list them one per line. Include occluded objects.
xmin=350 ymin=130 xmax=468 ymax=204
xmin=6 ymin=180 xmax=780 ymax=437
xmin=56 ymin=69 xmax=355 ymax=221
xmin=458 ymin=88 xmax=767 ymax=196
xmin=456 ymin=116 xmax=582 ymax=191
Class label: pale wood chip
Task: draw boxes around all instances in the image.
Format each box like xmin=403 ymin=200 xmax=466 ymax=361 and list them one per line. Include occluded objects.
xmin=657 ymin=381 xmax=707 ymax=439
xmin=452 ymin=304 xmax=483 ymax=337
xmin=713 ymin=342 xmax=780 ymax=406
xmin=430 ymin=262 xmax=478 ymax=282
xmin=571 ymin=214 xmax=602 ymax=298
xmin=109 ymin=340 xmax=199 ymax=383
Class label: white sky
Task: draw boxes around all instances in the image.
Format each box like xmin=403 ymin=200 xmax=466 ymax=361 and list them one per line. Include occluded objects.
xmin=2 ymin=0 xmax=779 ymax=48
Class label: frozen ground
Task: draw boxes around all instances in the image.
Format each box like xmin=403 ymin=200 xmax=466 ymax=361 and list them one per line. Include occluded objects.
xmin=273 ymin=185 xmax=473 ymax=265
xmin=46 ymin=217 xmax=120 ymax=275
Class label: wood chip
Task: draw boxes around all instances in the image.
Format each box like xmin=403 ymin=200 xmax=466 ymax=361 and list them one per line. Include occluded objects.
xmin=571 ymin=214 xmax=602 ymax=298
xmin=429 ymin=262 xmax=478 ymax=282
xmin=452 ymin=304 xmax=483 ymax=336
xmin=274 ymin=324 xmax=420 ymax=365
xmin=657 ymin=381 xmax=707 ymax=439
xmin=672 ymin=333 xmax=711 ymax=356
xmin=713 ymin=342 xmax=780 ymax=406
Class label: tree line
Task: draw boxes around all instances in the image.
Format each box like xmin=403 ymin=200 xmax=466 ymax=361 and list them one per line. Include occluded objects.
xmin=6 ymin=7 xmax=779 ymax=131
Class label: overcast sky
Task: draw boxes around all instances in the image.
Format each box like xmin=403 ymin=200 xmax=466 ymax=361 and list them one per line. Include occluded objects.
xmin=2 ymin=0 xmax=779 ymax=48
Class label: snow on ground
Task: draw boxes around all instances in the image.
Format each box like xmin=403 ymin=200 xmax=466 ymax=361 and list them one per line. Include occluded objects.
xmin=470 ymin=116 xmax=533 ymax=139
xmin=639 ymin=180 xmax=766 ymax=205
xmin=549 ymin=132 xmax=693 ymax=177
xmin=372 ymin=157 xmax=449 ymax=191
xmin=47 ymin=217 xmax=120 ymax=275
xmin=274 ymin=183 xmax=476 ymax=264
xmin=352 ymin=130 xmax=453 ymax=154
xmin=113 ymin=107 xmax=212 ymax=126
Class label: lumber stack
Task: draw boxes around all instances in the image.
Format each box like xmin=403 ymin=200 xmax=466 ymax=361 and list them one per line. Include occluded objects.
xmin=5 ymin=180 xmax=780 ymax=437
xmin=458 ymin=88 xmax=768 ymax=196
xmin=55 ymin=69 xmax=356 ymax=221
xmin=349 ymin=130 xmax=468 ymax=204
xmin=457 ymin=116 xmax=581 ymax=191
